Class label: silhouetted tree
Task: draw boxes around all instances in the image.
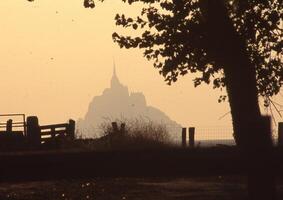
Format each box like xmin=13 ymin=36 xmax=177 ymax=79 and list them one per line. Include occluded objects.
xmin=107 ymin=0 xmax=282 ymax=199
xmin=111 ymin=0 xmax=282 ymax=148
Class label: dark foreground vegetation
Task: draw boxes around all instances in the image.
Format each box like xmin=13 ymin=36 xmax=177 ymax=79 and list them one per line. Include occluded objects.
xmin=1 ymin=147 xmax=283 ymax=182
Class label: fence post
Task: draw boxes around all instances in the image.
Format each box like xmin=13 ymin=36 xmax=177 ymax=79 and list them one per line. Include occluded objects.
xmin=68 ymin=119 xmax=75 ymax=140
xmin=189 ymin=127 xmax=195 ymax=148
xmin=278 ymin=122 xmax=283 ymax=146
xmin=6 ymin=119 xmax=13 ymax=133
xmin=110 ymin=122 xmax=119 ymax=148
xmin=182 ymin=128 xmax=187 ymax=148
xmin=112 ymin=122 xmax=119 ymax=133
xmin=26 ymin=116 xmax=41 ymax=147
xmin=50 ymin=127 xmax=56 ymax=146
xmin=51 ymin=127 xmax=56 ymax=138
xmin=120 ymin=123 xmax=126 ymax=135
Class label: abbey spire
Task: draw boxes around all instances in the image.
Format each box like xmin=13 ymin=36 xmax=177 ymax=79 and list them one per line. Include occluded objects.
xmin=111 ymin=60 xmax=122 ymax=88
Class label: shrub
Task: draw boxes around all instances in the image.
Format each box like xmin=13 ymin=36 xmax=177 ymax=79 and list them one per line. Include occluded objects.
xmin=98 ymin=117 xmax=171 ymax=150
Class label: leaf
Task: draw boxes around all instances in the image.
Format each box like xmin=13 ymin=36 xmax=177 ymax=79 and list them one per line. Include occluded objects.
xmin=84 ymin=0 xmax=95 ymax=9
xmin=132 ymin=24 xmax=138 ymax=30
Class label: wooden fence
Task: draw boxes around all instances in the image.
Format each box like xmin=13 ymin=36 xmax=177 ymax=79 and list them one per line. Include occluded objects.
xmin=181 ymin=123 xmax=283 ymax=148
xmin=26 ymin=116 xmax=75 ymax=146
xmin=0 ymin=115 xmax=75 ymax=147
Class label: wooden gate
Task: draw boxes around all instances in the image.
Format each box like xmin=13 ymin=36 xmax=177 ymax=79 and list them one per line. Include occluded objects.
xmin=26 ymin=116 xmax=75 ymax=145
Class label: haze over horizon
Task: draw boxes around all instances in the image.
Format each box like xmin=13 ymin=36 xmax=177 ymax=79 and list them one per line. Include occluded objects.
xmin=77 ymin=64 xmax=183 ymax=138
xmin=0 ymin=1 xmax=281 ymax=129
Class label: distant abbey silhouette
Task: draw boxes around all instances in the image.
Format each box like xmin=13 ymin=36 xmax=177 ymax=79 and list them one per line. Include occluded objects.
xmin=77 ymin=63 xmax=181 ymax=138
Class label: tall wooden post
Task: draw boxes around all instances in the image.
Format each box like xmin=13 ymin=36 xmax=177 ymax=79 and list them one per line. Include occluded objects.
xmin=68 ymin=119 xmax=76 ymax=140
xmin=182 ymin=128 xmax=187 ymax=148
xmin=6 ymin=119 xmax=13 ymax=133
xmin=278 ymin=122 xmax=283 ymax=146
xmin=110 ymin=122 xmax=119 ymax=148
xmin=26 ymin=116 xmax=41 ymax=146
xmin=189 ymin=127 xmax=195 ymax=148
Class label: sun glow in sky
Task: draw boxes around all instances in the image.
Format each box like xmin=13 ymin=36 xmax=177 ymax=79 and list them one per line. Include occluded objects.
xmin=4 ymin=0 xmax=278 ymax=131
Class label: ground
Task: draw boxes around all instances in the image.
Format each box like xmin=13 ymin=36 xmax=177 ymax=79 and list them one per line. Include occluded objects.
xmin=0 ymin=176 xmax=257 ymax=200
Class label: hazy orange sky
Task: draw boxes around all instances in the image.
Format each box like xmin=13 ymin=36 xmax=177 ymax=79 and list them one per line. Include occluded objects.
xmin=0 ymin=1 xmax=281 ymax=129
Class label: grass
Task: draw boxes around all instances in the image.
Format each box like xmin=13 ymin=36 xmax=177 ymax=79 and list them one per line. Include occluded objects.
xmin=100 ymin=118 xmax=173 ymax=150
xmin=69 ymin=118 xmax=174 ymax=151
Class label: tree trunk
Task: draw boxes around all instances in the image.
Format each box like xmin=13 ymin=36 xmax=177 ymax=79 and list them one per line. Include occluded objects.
xmin=202 ymin=0 xmax=276 ymax=199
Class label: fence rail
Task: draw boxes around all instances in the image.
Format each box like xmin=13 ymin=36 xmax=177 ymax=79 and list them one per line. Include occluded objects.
xmin=40 ymin=123 xmax=70 ymax=130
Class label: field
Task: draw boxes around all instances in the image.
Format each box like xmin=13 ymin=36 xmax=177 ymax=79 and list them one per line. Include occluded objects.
xmin=2 ymin=176 xmax=283 ymax=200
xmin=0 ymin=146 xmax=283 ymax=199
xmin=0 ymin=176 xmax=248 ymax=200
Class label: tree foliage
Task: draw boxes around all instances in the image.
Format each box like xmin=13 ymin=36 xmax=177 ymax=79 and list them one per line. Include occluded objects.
xmin=108 ymin=0 xmax=282 ymax=100
xmin=84 ymin=0 xmax=96 ymax=8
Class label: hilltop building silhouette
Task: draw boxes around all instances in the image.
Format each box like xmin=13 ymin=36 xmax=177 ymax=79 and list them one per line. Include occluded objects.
xmin=77 ymin=64 xmax=181 ymax=138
